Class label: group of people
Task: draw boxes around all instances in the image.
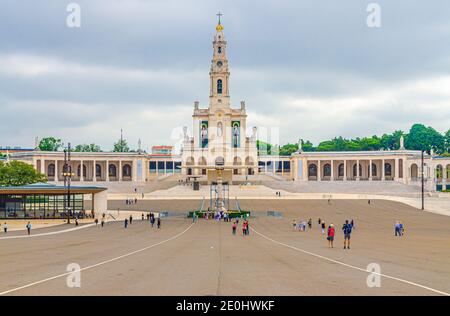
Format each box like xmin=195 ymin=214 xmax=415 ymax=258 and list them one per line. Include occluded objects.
xmin=125 ymin=198 xmax=138 ymax=205
xmin=292 ymin=218 xmax=312 ymax=231
xmin=231 ymin=218 xmax=250 ymax=236
xmin=290 ymin=217 xmax=356 ymax=249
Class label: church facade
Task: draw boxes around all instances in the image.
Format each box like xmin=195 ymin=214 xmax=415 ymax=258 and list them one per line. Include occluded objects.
xmin=8 ymin=19 xmax=450 ymax=191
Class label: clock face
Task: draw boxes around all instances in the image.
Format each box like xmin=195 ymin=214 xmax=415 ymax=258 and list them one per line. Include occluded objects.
xmin=217 ymin=61 xmax=223 ymax=68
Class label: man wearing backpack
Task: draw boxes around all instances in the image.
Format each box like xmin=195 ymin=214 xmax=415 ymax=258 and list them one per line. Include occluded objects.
xmin=342 ymin=220 xmax=352 ymax=249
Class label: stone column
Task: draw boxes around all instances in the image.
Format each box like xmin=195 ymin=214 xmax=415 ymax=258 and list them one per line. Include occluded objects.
xmin=54 ymin=160 xmax=58 ymax=182
xmin=93 ymin=160 xmax=97 ymax=182
xmin=382 ymin=159 xmax=385 ymax=181
xmin=395 ymin=158 xmax=399 ymax=182
xmin=330 ymin=160 xmax=334 ymax=181
xmin=317 ymin=160 xmax=321 ymax=181
xmin=132 ymin=160 xmax=138 ymax=182
xmin=119 ymin=161 xmax=123 ymax=181
xmin=80 ymin=160 xmax=84 ymax=182
xmin=106 ymin=160 xmax=110 ymax=182
xmin=356 ymin=159 xmax=360 ymax=181
xmin=369 ymin=159 xmax=373 ymax=181
xmin=40 ymin=159 xmax=45 ymax=174
xmin=343 ymin=160 xmax=347 ymax=181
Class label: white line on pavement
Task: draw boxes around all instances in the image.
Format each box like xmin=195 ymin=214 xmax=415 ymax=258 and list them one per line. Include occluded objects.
xmin=251 ymin=227 xmax=450 ymax=296
xmin=0 ymin=224 xmax=97 ymax=240
xmin=0 ymin=223 xmax=195 ymax=295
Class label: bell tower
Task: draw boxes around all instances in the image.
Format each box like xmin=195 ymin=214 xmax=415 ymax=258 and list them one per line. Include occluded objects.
xmin=209 ymin=12 xmax=230 ymax=109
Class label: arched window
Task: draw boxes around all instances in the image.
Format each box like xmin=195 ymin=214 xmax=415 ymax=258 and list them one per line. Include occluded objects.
xmin=436 ymin=165 xmax=443 ymax=179
xmin=96 ymin=164 xmax=102 ymax=178
xmin=77 ymin=164 xmax=87 ymax=178
xmin=323 ymin=164 xmax=331 ymax=177
xmin=215 ymin=156 xmax=225 ymax=166
xmin=371 ymin=163 xmax=377 ymax=177
xmin=217 ymin=79 xmax=223 ymax=94
xmin=109 ymin=164 xmax=117 ymax=177
xmin=123 ymin=164 xmax=132 ymax=177
xmin=308 ymin=164 xmax=317 ymax=177
xmin=411 ymin=163 xmax=418 ymax=179
xmin=338 ymin=163 xmax=344 ymax=177
xmin=218 ymin=46 xmax=222 ymax=54
xmin=353 ymin=164 xmax=362 ymax=177
xmin=385 ymin=163 xmax=392 ymax=177
xmin=47 ymin=164 xmax=55 ymax=177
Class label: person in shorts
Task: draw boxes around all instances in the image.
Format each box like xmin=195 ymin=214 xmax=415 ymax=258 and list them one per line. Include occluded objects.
xmin=342 ymin=220 xmax=352 ymax=249
xmin=327 ymin=224 xmax=335 ymax=248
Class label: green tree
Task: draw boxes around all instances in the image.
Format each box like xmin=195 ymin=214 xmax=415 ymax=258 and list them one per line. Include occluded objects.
xmin=0 ymin=161 xmax=47 ymax=186
xmin=405 ymin=124 xmax=445 ymax=154
xmin=257 ymin=140 xmax=273 ymax=155
xmin=445 ymin=130 xmax=450 ymax=153
xmin=39 ymin=137 xmax=62 ymax=151
xmin=74 ymin=143 xmax=102 ymax=152
xmin=113 ymin=139 xmax=130 ymax=152
xmin=380 ymin=130 xmax=404 ymax=150
xmin=279 ymin=143 xmax=298 ymax=156
xmin=301 ymin=140 xmax=316 ymax=152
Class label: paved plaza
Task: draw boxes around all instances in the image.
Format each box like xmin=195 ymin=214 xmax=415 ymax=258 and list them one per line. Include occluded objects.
xmin=1 ymin=199 xmax=449 ymax=296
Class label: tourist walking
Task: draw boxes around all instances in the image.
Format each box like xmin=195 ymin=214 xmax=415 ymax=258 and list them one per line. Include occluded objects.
xmin=101 ymin=219 xmax=105 ymax=227
xmin=151 ymin=216 xmax=155 ymax=228
xmin=321 ymin=222 xmax=326 ymax=234
xmin=342 ymin=220 xmax=352 ymax=249
xmin=124 ymin=218 xmax=128 ymax=228
xmin=232 ymin=221 xmax=237 ymax=235
xmin=157 ymin=217 xmax=161 ymax=229
xmin=242 ymin=221 xmax=247 ymax=236
xmin=292 ymin=219 xmax=297 ymax=231
xmin=26 ymin=222 xmax=32 ymax=235
xmin=75 ymin=218 xmax=79 ymax=226
xmin=318 ymin=218 xmax=321 ymax=228
xmin=394 ymin=221 xmax=403 ymax=236
xmin=308 ymin=218 xmax=312 ymax=230
xmin=327 ymin=224 xmax=335 ymax=248
xmin=129 ymin=215 xmax=133 ymax=224
xmin=95 ymin=218 xmax=98 ymax=225
xmin=3 ymin=222 xmax=7 ymax=234
xmin=142 ymin=213 xmax=144 ymax=221
xmin=245 ymin=220 xmax=250 ymax=235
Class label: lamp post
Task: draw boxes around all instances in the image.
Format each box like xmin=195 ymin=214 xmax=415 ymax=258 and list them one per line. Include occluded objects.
xmin=421 ymin=150 xmax=425 ymax=211
xmin=63 ymin=143 xmax=74 ymax=223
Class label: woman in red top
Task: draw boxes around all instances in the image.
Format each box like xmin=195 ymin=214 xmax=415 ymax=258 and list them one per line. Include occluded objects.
xmin=242 ymin=221 xmax=247 ymax=236
xmin=327 ymin=224 xmax=335 ymax=248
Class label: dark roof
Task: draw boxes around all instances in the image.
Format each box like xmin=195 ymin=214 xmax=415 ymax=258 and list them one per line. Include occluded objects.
xmin=0 ymin=183 xmax=107 ymax=194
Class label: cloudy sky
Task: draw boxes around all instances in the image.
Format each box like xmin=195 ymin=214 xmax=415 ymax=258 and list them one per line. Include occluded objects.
xmin=1 ymin=0 xmax=450 ymax=152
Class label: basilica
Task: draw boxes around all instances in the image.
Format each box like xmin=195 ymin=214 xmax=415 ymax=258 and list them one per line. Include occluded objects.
xmin=9 ymin=19 xmax=450 ymax=192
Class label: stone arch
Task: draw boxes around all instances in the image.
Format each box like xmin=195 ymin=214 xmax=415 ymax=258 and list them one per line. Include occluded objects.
xmin=233 ymin=157 xmax=242 ymax=175
xmin=77 ymin=164 xmax=87 ymax=178
xmin=323 ymin=163 xmax=331 ymax=177
xmin=352 ymin=163 xmax=362 ymax=178
xmin=47 ymin=163 xmax=55 ymax=177
xmin=122 ymin=164 xmax=132 ymax=178
xmin=95 ymin=164 xmax=102 ymax=178
xmin=109 ymin=164 xmax=117 ymax=177
xmin=215 ymin=156 xmax=225 ymax=166
xmin=199 ymin=157 xmax=207 ymax=175
xmin=436 ymin=164 xmax=443 ymax=179
xmin=308 ymin=163 xmax=317 ymax=179
xmin=338 ymin=163 xmax=344 ymax=177
xmin=410 ymin=163 xmax=418 ymax=179
xmin=245 ymin=156 xmax=255 ymax=175
xmin=385 ymin=162 xmax=392 ymax=177
xmin=186 ymin=156 xmax=194 ymax=176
